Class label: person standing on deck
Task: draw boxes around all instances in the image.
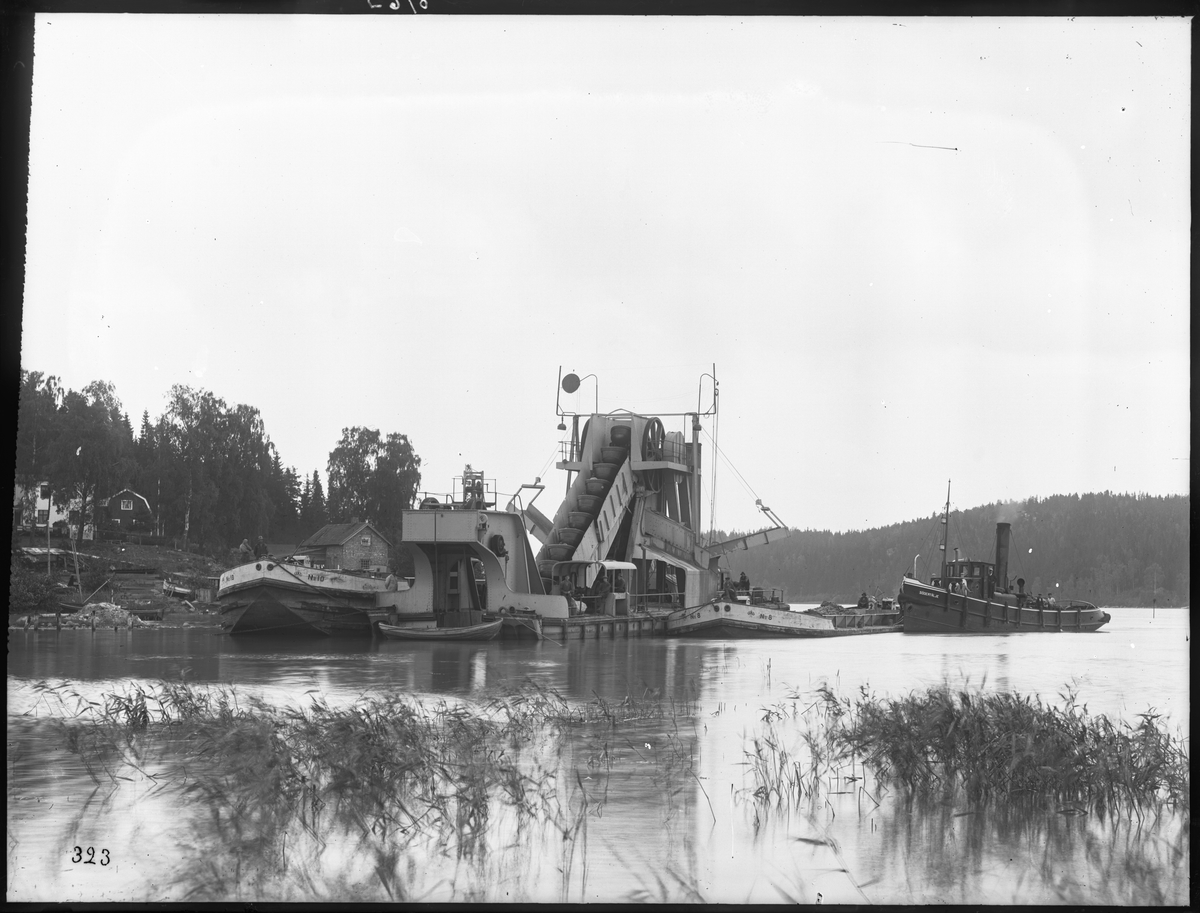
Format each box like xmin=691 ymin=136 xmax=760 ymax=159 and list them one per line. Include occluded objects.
xmin=254 ymin=537 xmax=268 ymax=559
xmin=591 ymin=572 xmax=612 ymax=613
xmin=560 ymin=577 xmax=577 ymax=615
xmin=238 ymin=538 xmax=253 ymax=561
xmin=722 ymin=575 xmax=737 ymax=602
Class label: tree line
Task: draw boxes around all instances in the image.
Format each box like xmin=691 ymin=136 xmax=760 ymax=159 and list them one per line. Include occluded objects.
xmin=13 ymin=371 xmax=421 ymax=554
xmin=715 ymin=492 xmax=1190 ymax=608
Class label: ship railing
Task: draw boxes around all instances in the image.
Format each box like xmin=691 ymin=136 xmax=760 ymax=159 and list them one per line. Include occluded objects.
xmin=563 ymin=590 xmax=673 ymax=615
xmin=452 ymin=474 xmax=497 ymax=506
xmin=412 ymin=485 xmax=498 ymax=510
xmin=635 ymin=591 xmax=684 ymax=610
xmin=724 ymin=585 xmax=785 ymax=605
xmin=746 ymin=586 xmax=786 ymax=605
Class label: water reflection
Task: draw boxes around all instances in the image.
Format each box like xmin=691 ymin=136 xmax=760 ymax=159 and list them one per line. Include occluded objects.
xmin=7 ymin=610 xmax=1190 ymax=903
xmin=857 ymin=786 xmax=1189 ymax=905
xmin=13 ymin=628 xmax=223 ymax=685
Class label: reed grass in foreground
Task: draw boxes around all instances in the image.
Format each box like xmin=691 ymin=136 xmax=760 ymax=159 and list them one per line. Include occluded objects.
xmin=817 ymin=683 xmax=1189 ymax=820
xmin=22 ymin=679 xmax=703 ymax=902
xmin=21 ymin=677 xmax=1188 ymax=903
xmin=743 ymin=681 xmax=1189 ymax=905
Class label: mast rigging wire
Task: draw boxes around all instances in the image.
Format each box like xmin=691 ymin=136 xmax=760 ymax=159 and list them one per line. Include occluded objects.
xmin=699 ymin=428 xmax=784 ymax=529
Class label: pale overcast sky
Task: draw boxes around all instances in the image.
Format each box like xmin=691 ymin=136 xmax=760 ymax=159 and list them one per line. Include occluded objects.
xmin=20 ymin=15 xmax=1190 ymax=534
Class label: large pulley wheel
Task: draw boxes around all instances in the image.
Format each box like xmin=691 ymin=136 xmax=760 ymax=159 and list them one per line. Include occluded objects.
xmin=641 ymin=417 xmax=665 ymax=461
xmin=640 ymin=418 xmax=665 ymax=493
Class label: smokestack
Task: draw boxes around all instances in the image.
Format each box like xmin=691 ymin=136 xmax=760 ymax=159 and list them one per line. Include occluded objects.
xmin=995 ymin=522 xmax=1011 ymax=591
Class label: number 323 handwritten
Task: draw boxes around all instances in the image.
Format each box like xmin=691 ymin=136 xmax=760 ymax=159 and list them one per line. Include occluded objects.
xmin=71 ymin=846 xmax=110 ymax=865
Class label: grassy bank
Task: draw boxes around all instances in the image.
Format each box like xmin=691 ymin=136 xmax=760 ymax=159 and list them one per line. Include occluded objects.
xmin=11 ymin=537 xmax=226 ymax=620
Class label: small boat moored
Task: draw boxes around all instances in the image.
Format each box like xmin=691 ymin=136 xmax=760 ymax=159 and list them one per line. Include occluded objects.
xmin=162 ymin=573 xmax=196 ymax=599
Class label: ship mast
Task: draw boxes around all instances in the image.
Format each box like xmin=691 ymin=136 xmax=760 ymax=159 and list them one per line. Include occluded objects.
xmin=939 ymin=479 xmax=951 ymax=582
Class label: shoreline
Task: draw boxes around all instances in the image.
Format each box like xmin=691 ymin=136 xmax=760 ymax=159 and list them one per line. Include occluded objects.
xmin=9 ymin=604 xmax=225 ymax=632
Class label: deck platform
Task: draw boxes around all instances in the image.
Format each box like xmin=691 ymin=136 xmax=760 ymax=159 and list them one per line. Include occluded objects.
xmin=539 ymin=611 xmax=670 ymax=641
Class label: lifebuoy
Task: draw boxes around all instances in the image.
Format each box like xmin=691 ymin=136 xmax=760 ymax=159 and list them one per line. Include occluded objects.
xmin=489 ymin=534 xmax=508 ymax=557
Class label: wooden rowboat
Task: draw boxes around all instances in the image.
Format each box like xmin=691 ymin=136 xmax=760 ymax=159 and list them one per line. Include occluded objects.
xmin=378 ymin=619 xmax=504 ymax=642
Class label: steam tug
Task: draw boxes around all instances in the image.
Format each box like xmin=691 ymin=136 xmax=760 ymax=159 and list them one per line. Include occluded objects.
xmin=898 ymin=485 xmax=1111 ymax=633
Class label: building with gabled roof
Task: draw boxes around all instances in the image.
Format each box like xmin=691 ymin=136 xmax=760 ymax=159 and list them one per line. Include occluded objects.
xmin=295 ymin=520 xmax=391 ymax=572
xmin=99 ymin=488 xmax=154 ymax=529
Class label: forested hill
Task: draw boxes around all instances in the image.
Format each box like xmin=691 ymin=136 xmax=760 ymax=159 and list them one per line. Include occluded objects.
xmin=719 ymin=493 xmax=1189 ymax=608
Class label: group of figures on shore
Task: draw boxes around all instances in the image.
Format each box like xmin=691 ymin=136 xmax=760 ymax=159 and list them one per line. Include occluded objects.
xmin=237 ymin=537 xmax=269 ymax=561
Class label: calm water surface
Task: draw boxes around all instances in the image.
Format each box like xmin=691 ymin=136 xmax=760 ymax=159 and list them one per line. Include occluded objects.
xmin=8 ymin=607 xmax=1189 ymax=903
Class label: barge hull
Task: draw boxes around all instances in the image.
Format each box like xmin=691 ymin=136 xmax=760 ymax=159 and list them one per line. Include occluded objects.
xmin=669 ymin=617 xmax=902 ymax=637
xmin=221 ymin=583 xmax=378 ymax=636
xmin=667 ymin=601 xmax=903 ymax=637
